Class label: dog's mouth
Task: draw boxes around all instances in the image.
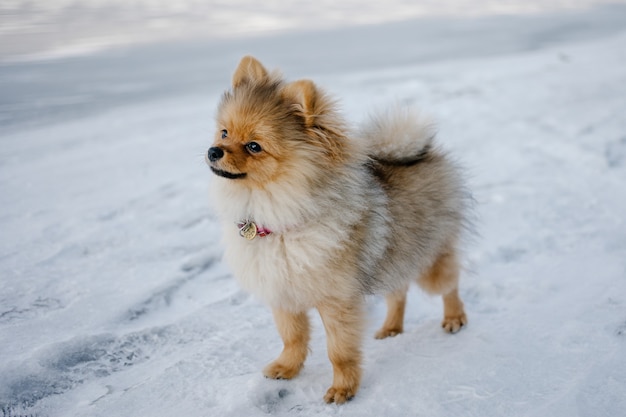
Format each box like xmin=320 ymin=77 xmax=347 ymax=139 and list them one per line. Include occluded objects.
xmin=210 ymin=167 xmax=247 ymax=180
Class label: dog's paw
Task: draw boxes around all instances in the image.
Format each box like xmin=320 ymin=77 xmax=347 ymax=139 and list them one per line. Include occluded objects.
xmin=324 ymin=386 xmax=355 ymax=404
xmin=441 ymin=313 xmax=467 ymax=333
xmin=374 ymin=326 xmax=403 ymax=339
xmin=263 ymin=361 xmax=302 ymax=380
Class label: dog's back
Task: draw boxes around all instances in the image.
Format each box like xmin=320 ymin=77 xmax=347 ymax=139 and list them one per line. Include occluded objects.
xmin=359 ymin=108 xmax=468 ymax=295
xmin=357 ymin=108 xmax=469 ymax=338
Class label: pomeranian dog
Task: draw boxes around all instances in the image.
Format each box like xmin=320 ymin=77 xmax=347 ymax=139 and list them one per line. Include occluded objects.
xmin=206 ymin=56 xmax=469 ymax=404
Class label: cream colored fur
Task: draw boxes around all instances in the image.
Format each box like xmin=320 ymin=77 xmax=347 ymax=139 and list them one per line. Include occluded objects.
xmin=206 ymin=56 xmax=469 ymax=404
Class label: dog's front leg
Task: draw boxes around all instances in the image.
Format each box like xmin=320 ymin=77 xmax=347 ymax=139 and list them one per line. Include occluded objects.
xmin=317 ymin=298 xmax=364 ymax=404
xmin=263 ymin=308 xmax=310 ymax=379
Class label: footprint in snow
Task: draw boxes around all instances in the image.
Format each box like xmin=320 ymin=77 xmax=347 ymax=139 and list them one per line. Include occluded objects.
xmin=605 ymin=136 xmax=626 ymax=168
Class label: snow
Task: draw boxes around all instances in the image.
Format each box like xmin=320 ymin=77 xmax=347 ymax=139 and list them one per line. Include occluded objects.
xmin=0 ymin=0 xmax=613 ymax=60
xmin=2 ymin=2 xmax=626 ymax=416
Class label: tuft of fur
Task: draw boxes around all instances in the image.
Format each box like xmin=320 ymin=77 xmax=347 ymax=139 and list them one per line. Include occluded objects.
xmin=206 ymin=56 xmax=470 ymax=404
xmin=360 ymin=105 xmax=436 ymax=162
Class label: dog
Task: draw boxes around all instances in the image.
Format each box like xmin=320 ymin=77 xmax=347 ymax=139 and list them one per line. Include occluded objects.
xmin=206 ymin=56 xmax=469 ymax=404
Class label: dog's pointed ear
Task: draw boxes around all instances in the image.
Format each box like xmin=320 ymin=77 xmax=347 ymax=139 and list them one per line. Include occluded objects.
xmin=282 ymin=79 xmax=318 ymax=126
xmin=232 ymin=56 xmax=269 ymax=88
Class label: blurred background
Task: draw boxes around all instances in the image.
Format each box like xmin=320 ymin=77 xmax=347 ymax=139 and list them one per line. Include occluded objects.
xmin=2 ymin=0 xmax=625 ymax=132
xmin=0 ymin=0 xmax=613 ymax=60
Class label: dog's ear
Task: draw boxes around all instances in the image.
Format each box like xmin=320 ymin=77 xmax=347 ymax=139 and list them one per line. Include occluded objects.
xmin=282 ymin=79 xmax=349 ymax=162
xmin=282 ymin=79 xmax=318 ymax=126
xmin=232 ymin=56 xmax=269 ymax=88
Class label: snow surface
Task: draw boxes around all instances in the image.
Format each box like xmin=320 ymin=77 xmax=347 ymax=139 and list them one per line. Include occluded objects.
xmin=0 ymin=0 xmax=616 ymax=60
xmin=1 ymin=2 xmax=626 ymax=417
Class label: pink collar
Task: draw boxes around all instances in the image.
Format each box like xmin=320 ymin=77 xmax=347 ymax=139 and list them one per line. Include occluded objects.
xmin=237 ymin=220 xmax=272 ymax=240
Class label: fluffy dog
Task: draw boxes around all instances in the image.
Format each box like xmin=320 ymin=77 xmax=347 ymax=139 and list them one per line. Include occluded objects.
xmin=206 ymin=56 xmax=469 ymax=404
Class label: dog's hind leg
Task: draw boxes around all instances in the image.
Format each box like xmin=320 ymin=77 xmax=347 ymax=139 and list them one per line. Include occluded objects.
xmin=417 ymin=247 xmax=467 ymax=333
xmin=374 ymin=285 xmax=409 ymax=339
xmin=441 ymin=287 xmax=467 ymax=333
xmin=263 ymin=309 xmax=310 ymax=380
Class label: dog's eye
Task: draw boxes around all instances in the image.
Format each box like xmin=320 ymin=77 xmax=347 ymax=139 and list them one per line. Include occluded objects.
xmin=221 ymin=129 xmax=228 ymax=139
xmin=246 ymin=142 xmax=262 ymax=153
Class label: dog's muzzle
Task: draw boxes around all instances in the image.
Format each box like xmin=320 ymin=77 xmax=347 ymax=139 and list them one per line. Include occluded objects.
xmin=208 ymin=147 xmax=224 ymax=162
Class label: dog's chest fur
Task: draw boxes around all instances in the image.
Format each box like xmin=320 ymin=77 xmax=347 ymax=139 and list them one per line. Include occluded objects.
xmin=212 ymin=168 xmax=390 ymax=310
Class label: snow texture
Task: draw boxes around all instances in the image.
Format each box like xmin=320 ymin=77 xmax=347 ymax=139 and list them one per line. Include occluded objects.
xmin=1 ymin=2 xmax=626 ymax=416
xmin=0 ymin=0 xmax=614 ymax=60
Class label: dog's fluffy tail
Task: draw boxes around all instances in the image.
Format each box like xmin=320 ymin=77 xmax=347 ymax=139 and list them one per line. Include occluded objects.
xmin=359 ymin=106 xmax=436 ymax=161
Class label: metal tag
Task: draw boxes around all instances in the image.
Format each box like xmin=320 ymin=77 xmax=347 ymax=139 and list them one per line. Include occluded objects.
xmin=239 ymin=221 xmax=257 ymax=240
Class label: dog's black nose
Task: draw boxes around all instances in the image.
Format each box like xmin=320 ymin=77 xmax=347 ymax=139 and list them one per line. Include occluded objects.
xmin=208 ymin=147 xmax=224 ymax=162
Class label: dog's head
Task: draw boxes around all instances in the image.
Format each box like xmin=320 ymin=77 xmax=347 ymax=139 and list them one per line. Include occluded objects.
xmin=206 ymin=56 xmax=353 ymax=189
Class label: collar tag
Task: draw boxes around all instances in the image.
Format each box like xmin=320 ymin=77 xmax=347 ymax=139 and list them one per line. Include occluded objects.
xmin=238 ymin=220 xmax=258 ymax=240
xmin=237 ymin=220 xmax=272 ymax=240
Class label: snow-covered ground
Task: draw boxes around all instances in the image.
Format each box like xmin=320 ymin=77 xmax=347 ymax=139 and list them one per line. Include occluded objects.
xmin=1 ymin=2 xmax=626 ymax=416
xmin=0 ymin=0 xmax=615 ymax=60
